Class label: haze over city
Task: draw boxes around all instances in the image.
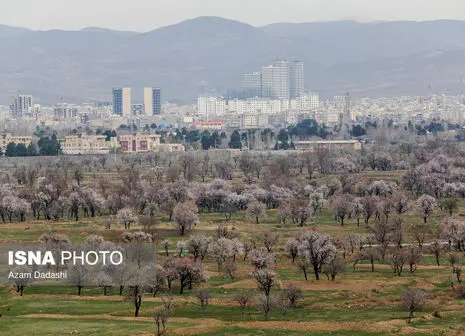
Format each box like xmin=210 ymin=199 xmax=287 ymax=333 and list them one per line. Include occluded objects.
xmin=2 ymin=0 xmax=465 ymax=31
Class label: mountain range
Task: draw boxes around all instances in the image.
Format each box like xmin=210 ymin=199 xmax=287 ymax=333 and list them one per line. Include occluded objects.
xmin=1 ymin=17 xmax=465 ymax=105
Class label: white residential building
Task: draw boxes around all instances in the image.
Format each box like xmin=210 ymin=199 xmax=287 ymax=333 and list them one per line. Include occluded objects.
xmin=10 ymin=95 xmax=33 ymax=118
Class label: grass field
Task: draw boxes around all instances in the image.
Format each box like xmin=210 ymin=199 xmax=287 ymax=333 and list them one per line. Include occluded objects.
xmin=1 ymin=168 xmax=465 ymax=336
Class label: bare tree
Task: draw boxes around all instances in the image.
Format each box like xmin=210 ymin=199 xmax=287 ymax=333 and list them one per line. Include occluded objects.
xmin=390 ymin=250 xmax=406 ymax=276
xmin=417 ymin=194 xmax=437 ymax=223
xmin=322 ymin=257 xmax=347 ymax=281
xmin=401 ymin=288 xmax=426 ymax=323
xmin=67 ymin=263 xmax=88 ymax=296
xmin=10 ymin=265 xmax=34 ymax=296
xmin=248 ymin=248 xmax=275 ymax=270
xmin=210 ymin=237 xmax=235 ymax=271
xmin=161 ymin=239 xmax=170 ymax=257
xmin=361 ymin=196 xmax=377 ymax=226
xmin=215 ymin=162 xmax=234 ymax=180
xmin=329 ymin=195 xmax=354 ymax=226
xmin=353 ymin=247 xmax=381 ymax=272
xmin=440 ymin=197 xmax=458 ymax=216
xmin=224 ymin=259 xmax=237 ymax=280
xmin=239 ymin=153 xmax=255 ymax=184
xmin=233 ymin=289 xmax=252 ymax=318
xmin=187 ymin=234 xmax=211 ymax=262
xmin=285 ymin=237 xmax=299 ymax=263
xmin=409 ymin=222 xmax=431 ymax=249
xmin=405 ymin=246 xmax=421 ymax=273
xmin=263 ymin=232 xmax=279 ymax=253
xmin=171 ymin=257 xmax=205 ymax=294
xmin=176 ymin=241 xmax=187 ymax=257
xmin=429 ymin=240 xmax=444 ymax=266
xmin=296 ymin=231 xmax=337 ymax=280
xmin=252 ymin=269 xmax=280 ymax=320
xmin=391 ymin=191 xmax=412 ymax=215
xmin=195 ymin=289 xmax=213 ymax=312
xmin=179 ymin=152 xmax=200 ymax=181
xmin=284 ymin=285 xmax=304 ymax=307
xmin=94 ymin=271 xmax=113 ymax=296
xmin=367 ymin=218 xmax=391 ymax=260
xmin=247 ymin=201 xmax=267 ymax=224
xmin=117 ymin=208 xmax=139 ymax=230
xmin=289 ymin=199 xmax=314 ymax=227
xmin=172 ymin=202 xmax=198 ymax=236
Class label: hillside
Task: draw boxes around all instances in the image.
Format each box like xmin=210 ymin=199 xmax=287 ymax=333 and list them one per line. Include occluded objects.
xmin=1 ymin=17 xmax=465 ymax=104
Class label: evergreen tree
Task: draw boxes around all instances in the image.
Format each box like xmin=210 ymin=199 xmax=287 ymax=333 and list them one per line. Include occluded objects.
xmin=16 ymin=144 xmax=28 ymax=157
xmin=5 ymin=143 xmax=17 ymax=157
xmin=201 ymin=130 xmax=212 ymax=150
xmin=38 ymin=134 xmax=61 ymax=156
xmin=27 ymin=143 xmax=38 ymax=156
xmin=102 ymin=130 xmax=117 ymax=141
xmin=229 ymin=130 xmax=242 ymax=149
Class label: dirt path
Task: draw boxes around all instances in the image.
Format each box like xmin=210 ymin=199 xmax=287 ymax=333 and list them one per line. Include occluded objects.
xmin=21 ymin=314 xmax=224 ymax=335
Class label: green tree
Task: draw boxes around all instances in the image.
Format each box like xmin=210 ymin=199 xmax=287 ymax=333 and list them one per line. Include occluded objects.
xmin=229 ymin=130 xmax=242 ymax=149
xmin=211 ymin=131 xmax=221 ymax=148
xmin=16 ymin=143 xmax=28 ymax=157
xmin=102 ymin=130 xmax=117 ymax=141
xmin=27 ymin=143 xmax=38 ymax=156
xmin=38 ymin=134 xmax=61 ymax=156
xmin=5 ymin=143 xmax=17 ymax=157
xmin=201 ymin=130 xmax=212 ymax=150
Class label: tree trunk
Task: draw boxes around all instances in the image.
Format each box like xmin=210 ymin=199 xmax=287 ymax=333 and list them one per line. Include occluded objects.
xmin=134 ymin=295 xmax=142 ymax=317
xmin=78 ymin=286 xmax=82 ymax=296
xmin=408 ymin=310 xmax=413 ymax=323
xmin=119 ymin=285 xmax=124 ymax=296
xmin=313 ymin=263 xmax=320 ymax=280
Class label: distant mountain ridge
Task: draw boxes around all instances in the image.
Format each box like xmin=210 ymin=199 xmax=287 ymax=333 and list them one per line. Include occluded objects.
xmin=1 ymin=17 xmax=465 ymax=104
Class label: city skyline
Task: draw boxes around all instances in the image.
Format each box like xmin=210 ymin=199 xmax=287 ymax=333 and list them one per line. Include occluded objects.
xmin=2 ymin=0 xmax=465 ymax=32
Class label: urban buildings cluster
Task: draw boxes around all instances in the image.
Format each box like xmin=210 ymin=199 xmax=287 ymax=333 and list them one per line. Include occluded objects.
xmin=240 ymin=60 xmax=305 ymax=99
xmin=112 ymin=87 xmax=162 ymax=116
xmin=197 ymin=93 xmax=320 ymax=117
xmin=1 ymin=132 xmax=184 ymax=156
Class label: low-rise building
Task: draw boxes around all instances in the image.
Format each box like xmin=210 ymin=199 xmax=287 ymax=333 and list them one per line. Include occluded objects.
xmin=294 ymin=140 xmax=362 ymax=152
xmin=0 ymin=134 xmax=33 ymax=152
xmin=60 ymin=135 xmax=109 ymax=154
xmin=118 ymin=133 xmax=161 ymax=153
xmin=192 ymin=121 xmax=225 ymax=130
xmin=159 ymin=143 xmax=185 ymax=152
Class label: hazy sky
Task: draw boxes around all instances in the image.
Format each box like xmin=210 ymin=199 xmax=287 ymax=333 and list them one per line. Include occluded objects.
xmin=2 ymin=0 xmax=465 ymax=31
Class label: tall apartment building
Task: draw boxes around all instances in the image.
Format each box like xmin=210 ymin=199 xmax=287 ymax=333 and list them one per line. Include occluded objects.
xmin=259 ymin=60 xmax=304 ymax=100
xmin=240 ymin=72 xmax=262 ymax=97
xmin=272 ymin=60 xmax=291 ymax=100
xmin=260 ymin=66 xmax=274 ymax=98
xmin=10 ymin=95 xmax=33 ymax=117
xmin=53 ymin=103 xmax=78 ymax=119
xmin=290 ymin=61 xmax=305 ymax=98
xmin=144 ymin=87 xmax=162 ymax=115
xmin=112 ymin=88 xmax=131 ymax=116
xmin=197 ymin=96 xmax=226 ymax=117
